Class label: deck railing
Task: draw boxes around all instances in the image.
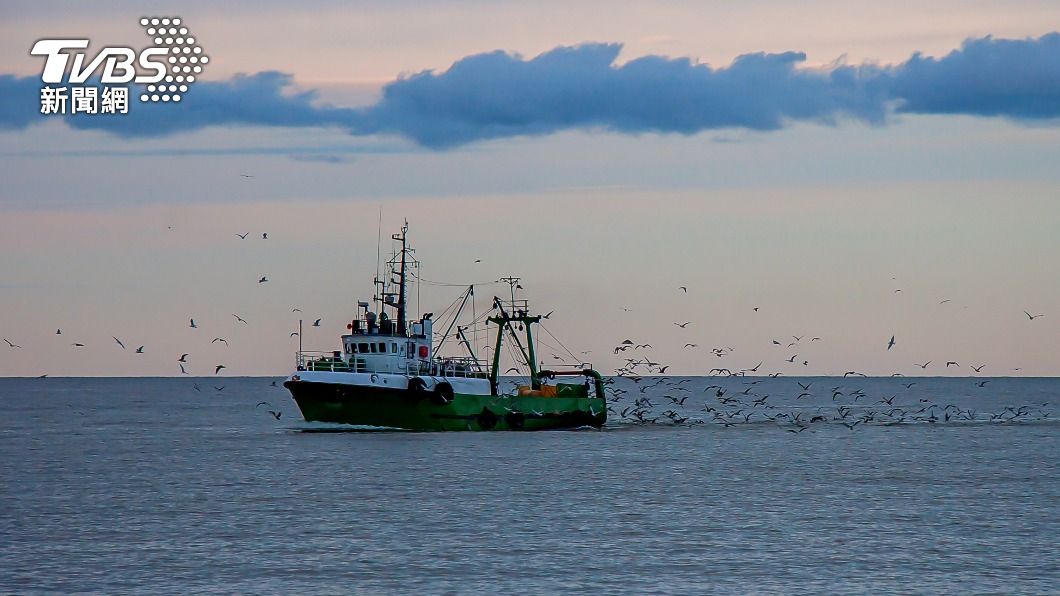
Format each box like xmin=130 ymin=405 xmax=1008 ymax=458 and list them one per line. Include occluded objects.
xmin=295 ymin=351 xmax=488 ymax=378
xmin=495 ymin=298 xmax=531 ymax=316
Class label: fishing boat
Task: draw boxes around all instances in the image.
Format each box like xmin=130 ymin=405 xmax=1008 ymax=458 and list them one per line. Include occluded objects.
xmin=283 ymin=222 xmax=606 ymax=431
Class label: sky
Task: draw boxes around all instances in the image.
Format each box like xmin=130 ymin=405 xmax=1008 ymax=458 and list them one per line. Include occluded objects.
xmin=0 ymin=0 xmax=1058 ymax=377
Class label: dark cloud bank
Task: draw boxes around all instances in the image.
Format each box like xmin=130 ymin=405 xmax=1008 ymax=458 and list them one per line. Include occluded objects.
xmin=3 ymin=33 xmax=1059 ymax=147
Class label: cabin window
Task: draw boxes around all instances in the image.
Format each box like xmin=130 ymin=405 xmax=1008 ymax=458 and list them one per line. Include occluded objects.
xmin=391 ymin=343 xmax=398 ymax=353
xmin=358 ymin=342 xmax=369 ymax=353
xmin=378 ymin=342 xmax=386 ymax=353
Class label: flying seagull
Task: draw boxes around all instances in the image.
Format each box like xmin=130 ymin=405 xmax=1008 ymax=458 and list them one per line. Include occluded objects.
xmin=915 ymin=361 xmax=931 ymax=369
xmin=674 ymin=322 xmax=691 ymax=328
xmin=3 ymin=338 xmax=21 ymax=349
xmin=236 ymin=233 xmax=249 ymax=239
xmin=1024 ymin=311 xmax=1044 ymax=320
xmin=233 ymin=314 xmax=248 ymax=324
xmin=215 ymin=364 xmax=226 ymax=374
xmin=135 ymin=346 xmax=144 ymax=353
xmin=179 ymin=363 xmax=189 ymax=375
xmin=55 ymin=329 xmax=61 ymax=335
xmin=71 ymin=343 xmax=85 ymax=347
xmin=887 ymin=335 xmax=896 ymax=350
xmin=268 ymin=410 xmax=282 ymax=420
xmin=679 ymin=286 xmax=687 ymax=293
xmin=312 ymin=318 xmax=322 ymax=327
xmin=189 ymin=318 xmax=198 ymax=328
xmin=178 ymin=353 xmax=188 ymax=362
xmin=946 ymin=361 xmax=959 ymax=367
xmin=112 ymin=336 xmax=125 ymax=349
xmin=240 ymin=174 xmax=255 ymax=178
xmin=262 ymin=233 xmax=268 ymax=240
xmin=258 ymin=276 xmax=268 ymax=283
xmin=212 ymin=337 xmax=228 ymax=346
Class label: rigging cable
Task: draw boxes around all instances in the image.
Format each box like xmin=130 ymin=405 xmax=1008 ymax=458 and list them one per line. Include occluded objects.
xmin=409 ymin=271 xmax=505 ymax=288
xmin=538 ymin=322 xmax=582 ymax=363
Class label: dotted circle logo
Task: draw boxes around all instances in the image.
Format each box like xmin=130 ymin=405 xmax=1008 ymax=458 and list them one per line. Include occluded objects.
xmin=138 ymin=17 xmax=207 ymax=103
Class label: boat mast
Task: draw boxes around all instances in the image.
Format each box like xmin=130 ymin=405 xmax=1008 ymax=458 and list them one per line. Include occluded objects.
xmin=488 ymin=292 xmax=542 ymax=392
xmin=374 ymin=207 xmax=382 ymax=319
xmin=392 ymin=220 xmax=409 ymax=334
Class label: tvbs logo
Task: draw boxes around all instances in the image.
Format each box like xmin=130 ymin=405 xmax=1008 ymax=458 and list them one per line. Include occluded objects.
xmin=31 ymin=39 xmax=168 ymax=85
xmin=31 ymin=17 xmax=208 ymax=114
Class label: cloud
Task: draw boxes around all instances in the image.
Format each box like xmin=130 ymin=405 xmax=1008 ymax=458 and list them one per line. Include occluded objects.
xmin=287 ymin=152 xmax=353 ymax=164
xmin=350 ymin=44 xmax=890 ymax=147
xmin=1 ymin=71 xmax=355 ymax=137
xmin=0 ymin=74 xmax=42 ymax=131
xmin=888 ymin=33 xmax=1060 ymax=119
xmin=2 ymin=33 xmax=1059 ymax=147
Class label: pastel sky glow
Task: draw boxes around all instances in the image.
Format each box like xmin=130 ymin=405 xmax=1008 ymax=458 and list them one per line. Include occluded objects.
xmin=0 ymin=1 xmax=1057 ymax=376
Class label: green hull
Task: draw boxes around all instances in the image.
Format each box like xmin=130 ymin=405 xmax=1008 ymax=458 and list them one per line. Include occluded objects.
xmin=286 ymin=380 xmax=606 ymax=431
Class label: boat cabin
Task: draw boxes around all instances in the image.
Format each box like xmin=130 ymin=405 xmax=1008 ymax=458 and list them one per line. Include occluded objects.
xmin=294 ymin=222 xmax=486 ymax=379
xmin=338 ymin=313 xmax=432 ymax=374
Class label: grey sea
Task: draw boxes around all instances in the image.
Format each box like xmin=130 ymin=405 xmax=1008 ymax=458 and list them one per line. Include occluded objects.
xmin=1 ymin=376 xmax=1057 ymax=594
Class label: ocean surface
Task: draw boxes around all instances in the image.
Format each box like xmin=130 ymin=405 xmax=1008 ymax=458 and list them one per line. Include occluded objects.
xmin=1 ymin=376 xmax=1057 ymax=594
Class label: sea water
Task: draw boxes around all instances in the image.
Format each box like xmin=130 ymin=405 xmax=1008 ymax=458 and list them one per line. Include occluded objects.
xmin=1 ymin=376 xmax=1057 ymax=594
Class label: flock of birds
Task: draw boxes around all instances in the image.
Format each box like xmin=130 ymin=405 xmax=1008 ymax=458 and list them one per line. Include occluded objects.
xmin=522 ymin=285 xmax=1052 ymax=432
xmin=2 ymin=241 xmax=1053 ymax=429
xmin=585 ymin=375 xmax=1053 ymax=432
xmin=1 ymin=229 xmax=307 ymax=420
